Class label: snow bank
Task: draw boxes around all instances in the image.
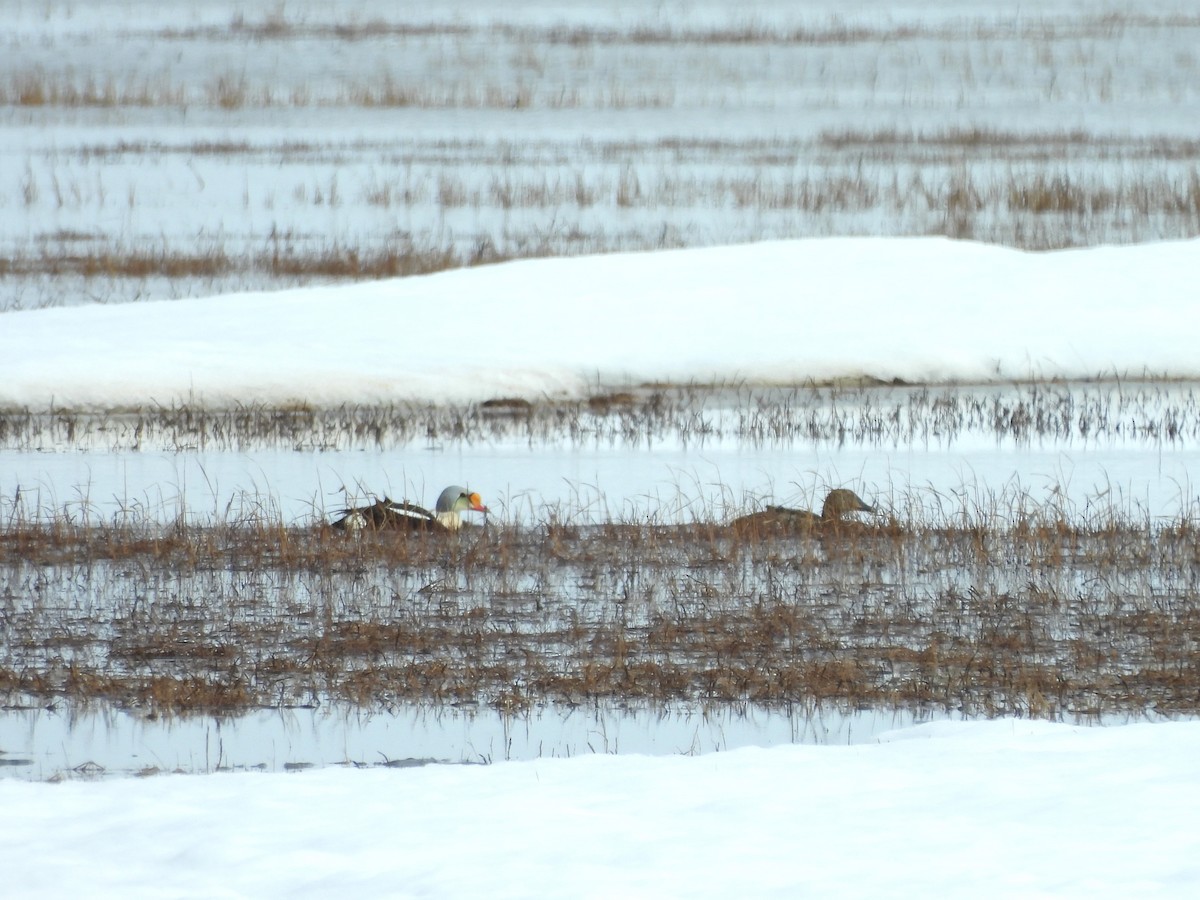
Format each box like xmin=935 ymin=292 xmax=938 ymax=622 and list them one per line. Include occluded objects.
xmin=3 ymin=237 xmax=1197 ymax=410
xmin=3 ymin=719 xmax=1198 ymax=898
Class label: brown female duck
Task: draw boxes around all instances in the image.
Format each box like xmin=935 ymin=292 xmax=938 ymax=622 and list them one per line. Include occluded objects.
xmin=730 ymin=488 xmax=875 ymax=535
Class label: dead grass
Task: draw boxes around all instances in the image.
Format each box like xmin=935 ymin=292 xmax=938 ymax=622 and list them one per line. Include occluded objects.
xmin=7 ymin=143 xmax=1200 ymax=304
xmin=4 ymin=73 xmax=186 ymax=108
xmin=2 ymin=498 xmax=1199 ymax=719
xmin=3 ymin=69 xmax=676 ymax=111
xmin=4 ymin=381 xmax=1199 ymax=450
xmin=140 ymin=14 xmax=1200 ymax=49
xmin=0 ymin=242 xmax=505 ymax=283
xmin=8 ymin=2 xmax=1200 ymax=311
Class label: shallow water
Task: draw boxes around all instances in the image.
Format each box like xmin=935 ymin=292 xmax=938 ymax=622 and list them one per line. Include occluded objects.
xmin=4 ymin=383 xmax=1200 ymax=779
xmin=5 ymin=383 xmax=1200 ymax=527
xmin=0 ymin=702 xmax=979 ymax=780
xmin=3 ymin=700 xmax=1186 ymax=782
xmin=4 ymin=440 xmax=1199 ymax=525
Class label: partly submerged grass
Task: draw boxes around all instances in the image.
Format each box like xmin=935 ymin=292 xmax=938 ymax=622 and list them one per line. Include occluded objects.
xmin=5 ymin=147 xmax=1199 ymax=311
xmin=3 ymin=491 xmax=1199 ymax=721
xmin=7 ymin=5 xmax=1200 ymax=310
xmin=0 ymin=241 xmax=497 ymax=282
xmin=5 ymin=381 xmax=1200 ymax=451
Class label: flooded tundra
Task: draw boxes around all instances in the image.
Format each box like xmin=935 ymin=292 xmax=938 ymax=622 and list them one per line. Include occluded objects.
xmin=3 ymin=382 xmax=1200 ymax=778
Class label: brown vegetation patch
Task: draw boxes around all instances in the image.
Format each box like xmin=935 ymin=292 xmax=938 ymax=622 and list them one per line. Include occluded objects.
xmin=3 ymin=515 xmax=1199 ymax=720
xmin=1 ymin=243 xmax=506 ymax=283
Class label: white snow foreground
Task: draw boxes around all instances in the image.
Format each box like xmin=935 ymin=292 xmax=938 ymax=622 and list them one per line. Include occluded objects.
xmin=2 ymin=237 xmax=1198 ymax=410
xmin=3 ymin=719 xmax=1199 ymax=898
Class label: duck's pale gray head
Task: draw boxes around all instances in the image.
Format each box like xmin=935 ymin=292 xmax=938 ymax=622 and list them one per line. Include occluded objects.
xmin=435 ymin=485 xmax=489 ymax=515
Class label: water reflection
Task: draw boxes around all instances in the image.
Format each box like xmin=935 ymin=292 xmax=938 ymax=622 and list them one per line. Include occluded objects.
xmin=0 ymin=701 xmax=968 ymax=781
xmin=4 ymin=383 xmax=1200 ymax=527
xmin=6 ymin=700 xmax=1182 ymax=782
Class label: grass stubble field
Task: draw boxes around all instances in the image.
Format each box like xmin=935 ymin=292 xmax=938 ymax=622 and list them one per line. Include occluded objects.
xmin=4 ymin=1 xmax=1200 ymax=766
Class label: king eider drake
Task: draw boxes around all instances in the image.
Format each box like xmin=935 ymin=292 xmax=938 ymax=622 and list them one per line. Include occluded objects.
xmin=730 ymin=488 xmax=875 ymax=535
xmin=332 ymin=485 xmax=489 ymax=533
